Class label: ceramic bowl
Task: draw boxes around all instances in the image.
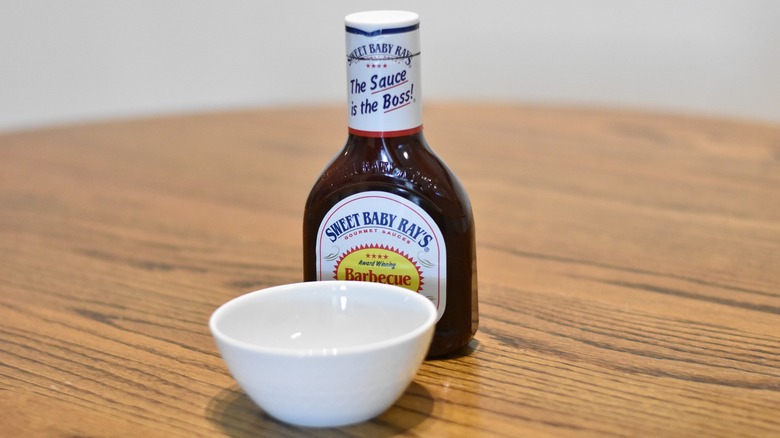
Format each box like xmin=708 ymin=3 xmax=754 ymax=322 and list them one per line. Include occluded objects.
xmin=209 ymin=280 xmax=437 ymax=428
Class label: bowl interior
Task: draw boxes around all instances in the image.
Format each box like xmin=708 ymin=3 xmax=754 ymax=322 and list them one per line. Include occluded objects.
xmin=211 ymin=281 xmax=436 ymax=353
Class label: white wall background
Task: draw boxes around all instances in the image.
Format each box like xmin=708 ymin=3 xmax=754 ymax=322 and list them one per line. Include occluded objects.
xmin=1 ymin=1 xmax=779 ymax=131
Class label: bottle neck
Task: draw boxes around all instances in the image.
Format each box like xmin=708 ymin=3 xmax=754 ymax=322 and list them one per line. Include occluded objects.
xmin=345 ymin=19 xmax=422 ymax=138
xmin=348 ymin=125 xmax=423 ymax=138
xmin=342 ymin=127 xmax=428 ymax=160
xmin=345 ymin=129 xmax=426 ymax=146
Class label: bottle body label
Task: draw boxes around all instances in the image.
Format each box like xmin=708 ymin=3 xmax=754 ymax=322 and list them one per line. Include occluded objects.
xmin=315 ymin=191 xmax=446 ymax=320
xmin=346 ymin=22 xmax=422 ymax=136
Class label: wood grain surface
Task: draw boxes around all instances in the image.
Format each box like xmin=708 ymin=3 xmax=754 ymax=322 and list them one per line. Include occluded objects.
xmin=1 ymin=104 xmax=779 ymax=437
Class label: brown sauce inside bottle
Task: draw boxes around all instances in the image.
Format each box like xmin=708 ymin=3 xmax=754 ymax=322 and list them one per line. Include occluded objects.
xmin=303 ymin=132 xmax=478 ymax=357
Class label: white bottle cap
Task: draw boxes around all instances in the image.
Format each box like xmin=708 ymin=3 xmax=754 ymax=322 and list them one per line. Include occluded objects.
xmin=345 ymin=10 xmax=419 ymax=33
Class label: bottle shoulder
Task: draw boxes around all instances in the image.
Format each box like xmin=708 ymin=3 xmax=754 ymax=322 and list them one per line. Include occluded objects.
xmin=305 ymin=134 xmax=472 ymax=218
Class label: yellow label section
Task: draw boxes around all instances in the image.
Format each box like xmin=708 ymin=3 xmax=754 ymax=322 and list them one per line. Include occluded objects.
xmin=334 ymin=245 xmax=423 ymax=292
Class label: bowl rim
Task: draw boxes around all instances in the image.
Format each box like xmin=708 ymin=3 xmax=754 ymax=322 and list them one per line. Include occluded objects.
xmin=209 ymin=280 xmax=437 ymax=357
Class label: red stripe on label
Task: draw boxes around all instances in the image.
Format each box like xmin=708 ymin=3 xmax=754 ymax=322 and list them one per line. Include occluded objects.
xmin=348 ymin=125 xmax=423 ymax=138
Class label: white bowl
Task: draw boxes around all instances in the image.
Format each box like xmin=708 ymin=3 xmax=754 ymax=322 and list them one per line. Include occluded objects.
xmin=209 ymin=281 xmax=437 ymax=428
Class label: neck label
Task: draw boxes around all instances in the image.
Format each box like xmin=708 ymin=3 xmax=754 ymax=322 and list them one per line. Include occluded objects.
xmin=346 ymin=24 xmax=422 ymax=136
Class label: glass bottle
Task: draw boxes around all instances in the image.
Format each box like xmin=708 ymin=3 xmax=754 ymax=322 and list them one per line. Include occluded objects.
xmin=303 ymin=10 xmax=478 ymax=357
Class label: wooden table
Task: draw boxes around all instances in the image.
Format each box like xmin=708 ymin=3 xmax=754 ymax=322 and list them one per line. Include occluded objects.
xmin=1 ymin=104 xmax=779 ymax=437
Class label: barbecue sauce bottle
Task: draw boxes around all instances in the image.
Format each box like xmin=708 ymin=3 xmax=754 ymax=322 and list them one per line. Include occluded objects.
xmin=303 ymin=11 xmax=477 ymax=357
